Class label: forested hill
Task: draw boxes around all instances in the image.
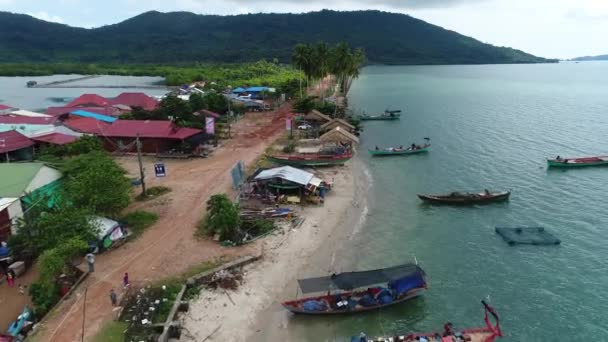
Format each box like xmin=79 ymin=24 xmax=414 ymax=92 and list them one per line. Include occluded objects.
xmin=571 ymin=55 xmax=608 ymax=61
xmin=0 ymin=10 xmax=555 ymax=65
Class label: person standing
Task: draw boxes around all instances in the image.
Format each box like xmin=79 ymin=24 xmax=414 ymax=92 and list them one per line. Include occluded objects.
xmin=85 ymin=253 xmax=95 ymax=273
xmin=6 ymin=269 xmax=15 ymax=287
xmin=109 ymin=288 xmax=117 ymax=306
xmin=123 ymin=272 xmax=129 ymax=289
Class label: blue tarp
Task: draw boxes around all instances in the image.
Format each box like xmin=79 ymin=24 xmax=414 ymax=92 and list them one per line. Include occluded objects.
xmin=232 ymin=87 xmax=247 ymax=93
xmin=388 ymin=272 xmax=425 ymax=296
xmin=0 ymin=245 xmax=9 ymax=258
xmin=302 ymin=300 xmax=328 ymax=312
xmin=70 ymin=110 xmax=117 ymax=123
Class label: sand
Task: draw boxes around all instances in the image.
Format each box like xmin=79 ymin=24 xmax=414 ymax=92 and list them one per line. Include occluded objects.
xmin=177 ymin=162 xmax=365 ymax=342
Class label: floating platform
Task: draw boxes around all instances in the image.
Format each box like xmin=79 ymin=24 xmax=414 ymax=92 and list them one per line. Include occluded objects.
xmin=495 ymin=227 xmax=561 ymax=246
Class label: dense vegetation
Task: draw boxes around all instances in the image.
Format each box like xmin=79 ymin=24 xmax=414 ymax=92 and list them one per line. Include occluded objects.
xmin=8 ymin=137 xmax=134 ymax=316
xmin=0 ymin=10 xmax=555 ymax=65
xmin=0 ymin=60 xmax=303 ymax=87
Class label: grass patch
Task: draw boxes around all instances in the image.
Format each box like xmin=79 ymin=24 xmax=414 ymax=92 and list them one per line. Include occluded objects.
xmin=93 ymin=321 xmax=129 ymax=342
xmin=121 ymin=210 xmax=159 ymax=237
xmin=151 ymin=284 xmax=182 ymax=323
xmin=135 ymin=186 xmax=171 ymax=201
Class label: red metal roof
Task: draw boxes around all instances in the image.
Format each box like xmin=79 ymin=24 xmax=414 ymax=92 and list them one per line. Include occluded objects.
xmin=0 ymin=104 xmax=13 ymax=110
xmin=66 ymin=94 xmax=111 ymax=108
xmin=110 ymin=93 xmax=159 ymax=110
xmin=30 ymin=133 xmax=78 ymax=145
xmin=0 ymin=130 xmax=35 ymax=153
xmin=102 ymin=120 xmax=202 ymax=139
xmin=63 ymin=117 xmax=111 ymax=135
xmin=197 ymin=109 xmax=220 ymax=118
xmin=0 ymin=115 xmax=59 ymax=125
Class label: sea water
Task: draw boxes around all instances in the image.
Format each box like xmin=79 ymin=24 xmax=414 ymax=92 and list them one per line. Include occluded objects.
xmin=288 ymin=62 xmax=608 ymax=341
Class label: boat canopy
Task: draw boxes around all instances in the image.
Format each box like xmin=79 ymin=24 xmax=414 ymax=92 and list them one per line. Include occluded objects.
xmin=297 ymin=263 xmax=424 ymax=293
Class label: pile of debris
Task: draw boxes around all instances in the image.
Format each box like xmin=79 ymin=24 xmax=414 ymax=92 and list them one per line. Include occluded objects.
xmin=206 ymin=269 xmax=243 ymax=290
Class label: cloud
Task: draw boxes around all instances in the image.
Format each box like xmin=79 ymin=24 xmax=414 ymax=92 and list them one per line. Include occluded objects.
xmin=27 ymin=11 xmax=65 ymax=24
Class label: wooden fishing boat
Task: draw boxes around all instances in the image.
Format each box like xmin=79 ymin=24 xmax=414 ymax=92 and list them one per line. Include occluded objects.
xmin=355 ymin=301 xmax=503 ymax=342
xmin=360 ymin=109 xmax=402 ymax=121
xmin=282 ymin=263 xmax=426 ymax=315
xmin=417 ymin=190 xmax=510 ymax=205
xmin=547 ymin=155 xmax=608 ymax=168
xmin=266 ymin=152 xmax=353 ymax=167
xmin=369 ymin=143 xmax=430 ymax=156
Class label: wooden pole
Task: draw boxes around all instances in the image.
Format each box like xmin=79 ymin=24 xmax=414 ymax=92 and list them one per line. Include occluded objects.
xmin=81 ymin=287 xmax=88 ymax=342
xmin=136 ymin=134 xmax=146 ymax=195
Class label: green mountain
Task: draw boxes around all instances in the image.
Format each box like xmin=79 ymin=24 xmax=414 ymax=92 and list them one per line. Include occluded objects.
xmin=571 ymin=55 xmax=608 ymax=61
xmin=0 ymin=10 xmax=555 ymax=65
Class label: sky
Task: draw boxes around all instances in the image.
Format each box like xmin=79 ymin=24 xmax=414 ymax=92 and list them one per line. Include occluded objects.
xmin=1 ymin=0 xmax=607 ymax=59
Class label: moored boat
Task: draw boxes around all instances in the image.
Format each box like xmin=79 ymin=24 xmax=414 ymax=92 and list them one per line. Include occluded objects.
xmin=417 ymin=190 xmax=510 ymax=205
xmin=360 ymin=109 xmax=402 ymax=121
xmin=266 ymin=151 xmax=353 ymax=167
xmin=369 ymin=141 xmax=430 ymax=156
xmin=354 ymin=301 xmax=503 ymax=342
xmin=547 ymin=155 xmax=608 ymax=168
xmin=282 ymin=263 xmax=426 ymax=315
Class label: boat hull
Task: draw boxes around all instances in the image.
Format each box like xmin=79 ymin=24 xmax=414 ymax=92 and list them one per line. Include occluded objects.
xmin=418 ymin=191 xmax=510 ymax=205
xmin=547 ymin=157 xmax=608 ymax=168
xmin=282 ymin=288 xmax=425 ymax=315
xmin=369 ymin=145 xmax=430 ymax=156
xmin=266 ymin=153 xmax=353 ymax=167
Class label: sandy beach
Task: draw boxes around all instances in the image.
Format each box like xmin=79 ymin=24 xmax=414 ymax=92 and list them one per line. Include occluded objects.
xmin=177 ymin=159 xmax=369 ymax=342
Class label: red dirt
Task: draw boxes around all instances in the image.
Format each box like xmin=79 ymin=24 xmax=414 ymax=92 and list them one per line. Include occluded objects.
xmin=33 ymin=104 xmax=292 ymax=342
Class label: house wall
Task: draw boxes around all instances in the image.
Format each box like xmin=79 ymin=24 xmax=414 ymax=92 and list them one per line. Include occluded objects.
xmin=102 ymin=137 xmax=176 ymax=153
xmin=7 ymin=200 xmax=23 ymax=235
xmin=0 ymin=209 xmax=10 ymax=242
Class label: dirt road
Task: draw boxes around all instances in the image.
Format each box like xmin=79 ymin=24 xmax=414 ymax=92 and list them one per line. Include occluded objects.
xmin=33 ymin=105 xmax=292 ymax=342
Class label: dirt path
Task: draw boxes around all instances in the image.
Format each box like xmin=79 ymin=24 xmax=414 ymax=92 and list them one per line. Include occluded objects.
xmin=32 ymin=104 xmax=293 ymax=342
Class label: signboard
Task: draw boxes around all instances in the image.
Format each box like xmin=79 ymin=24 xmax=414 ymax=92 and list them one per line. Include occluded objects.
xmin=286 ymin=118 xmax=292 ymax=131
xmin=205 ymin=117 xmax=215 ymax=135
xmin=154 ymin=163 xmax=166 ymax=177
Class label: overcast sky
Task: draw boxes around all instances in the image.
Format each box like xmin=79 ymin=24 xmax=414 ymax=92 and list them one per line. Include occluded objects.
xmin=1 ymin=0 xmax=607 ymax=59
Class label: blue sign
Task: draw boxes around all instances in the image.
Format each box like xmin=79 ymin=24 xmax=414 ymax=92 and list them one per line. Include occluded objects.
xmin=154 ymin=163 xmax=166 ymax=177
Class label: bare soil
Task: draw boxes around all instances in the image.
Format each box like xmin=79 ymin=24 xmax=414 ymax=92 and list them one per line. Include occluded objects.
xmin=32 ymin=104 xmax=293 ymax=342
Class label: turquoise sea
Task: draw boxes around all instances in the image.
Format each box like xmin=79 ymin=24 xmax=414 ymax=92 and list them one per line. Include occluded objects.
xmin=284 ymin=62 xmax=608 ymax=341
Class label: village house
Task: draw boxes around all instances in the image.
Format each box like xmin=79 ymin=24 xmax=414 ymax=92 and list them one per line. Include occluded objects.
xmin=320 ymin=118 xmax=355 ymax=134
xmin=0 ymin=130 xmax=35 ymax=162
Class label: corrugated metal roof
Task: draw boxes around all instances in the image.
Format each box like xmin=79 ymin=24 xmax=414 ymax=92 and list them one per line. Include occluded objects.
xmin=0 ymin=163 xmax=49 ymax=197
xmin=0 ymin=104 xmax=13 ymax=110
xmin=31 ymin=133 xmax=78 ymax=145
xmin=63 ymin=117 xmax=111 ymax=135
xmin=110 ymin=93 xmax=159 ymax=110
xmin=66 ymin=94 xmax=111 ymax=107
xmin=0 ymin=130 xmax=35 ymax=153
xmin=70 ymin=110 xmax=118 ymax=123
xmin=254 ymin=166 xmax=314 ymax=186
xmin=0 ymin=115 xmax=59 ymax=125
xmin=9 ymin=110 xmax=51 ymax=118
xmin=103 ymin=120 xmax=202 ymax=139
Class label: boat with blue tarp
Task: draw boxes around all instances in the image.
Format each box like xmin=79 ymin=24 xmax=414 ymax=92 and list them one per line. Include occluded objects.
xmin=282 ymin=263 xmax=426 ymax=315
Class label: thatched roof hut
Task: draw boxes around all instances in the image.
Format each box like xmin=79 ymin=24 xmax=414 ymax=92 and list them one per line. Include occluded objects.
xmin=320 ymin=118 xmax=355 ymax=133
xmin=301 ymin=110 xmax=332 ymax=123
xmin=319 ymin=126 xmax=359 ymax=145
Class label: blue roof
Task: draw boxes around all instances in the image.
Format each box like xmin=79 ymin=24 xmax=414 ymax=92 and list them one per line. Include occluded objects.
xmin=70 ymin=110 xmax=117 ymax=123
xmin=232 ymin=87 xmax=247 ymax=93
xmin=245 ymin=87 xmax=269 ymax=92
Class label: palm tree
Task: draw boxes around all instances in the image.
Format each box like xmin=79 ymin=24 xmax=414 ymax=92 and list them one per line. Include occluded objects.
xmin=292 ymin=43 xmax=314 ymax=95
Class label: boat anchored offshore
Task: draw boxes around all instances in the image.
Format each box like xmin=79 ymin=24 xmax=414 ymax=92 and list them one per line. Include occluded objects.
xmin=547 ymin=155 xmax=608 ymax=168
xmin=282 ymin=263 xmax=426 ymax=315
xmin=360 ymin=109 xmax=402 ymax=121
xmin=369 ymin=139 xmax=430 ymax=156
xmin=417 ymin=190 xmax=510 ymax=205
xmin=353 ymin=301 xmax=503 ymax=342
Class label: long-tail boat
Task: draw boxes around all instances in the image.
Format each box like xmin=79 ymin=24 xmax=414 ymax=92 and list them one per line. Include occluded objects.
xmin=360 ymin=109 xmax=401 ymax=121
xmin=369 ymin=140 xmax=430 ymax=156
xmin=282 ymin=263 xmax=426 ymax=315
xmin=547 ymin=155 xmax=608 ymax=168
xmin=417 ymin=190 xmax=510 ymax=205
xmin=354 ymin=301 xmax=503 ymax=342
xmin=266 ymin=151 xmax=353 ymax=167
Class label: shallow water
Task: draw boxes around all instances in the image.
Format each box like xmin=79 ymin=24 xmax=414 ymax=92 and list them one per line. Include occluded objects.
xmin=286 ymin=62 xmax=608 ymax=340
xmin=0 ymin=75 xmax=167 ymax=111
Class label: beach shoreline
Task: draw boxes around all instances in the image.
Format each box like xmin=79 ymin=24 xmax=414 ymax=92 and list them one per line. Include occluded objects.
xmin=177 ymin=157 xmax=369 ymax=342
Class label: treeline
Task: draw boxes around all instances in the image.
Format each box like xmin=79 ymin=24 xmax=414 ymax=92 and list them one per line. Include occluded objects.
xmin=0 ymin=60 xmax=302 ymax=89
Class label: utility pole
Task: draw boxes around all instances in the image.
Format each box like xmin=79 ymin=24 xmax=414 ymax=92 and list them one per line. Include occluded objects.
xmin=81 ymin=287 xmax=88 ymax=342
xmin=136 ymin=134 xmax=146 ymax=196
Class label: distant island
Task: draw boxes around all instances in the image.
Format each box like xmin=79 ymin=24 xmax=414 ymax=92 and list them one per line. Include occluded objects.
xmin=571 ymin=54 xmax=608 ymax=61
xmin=0 ymin=10 xmax=557 ymax=65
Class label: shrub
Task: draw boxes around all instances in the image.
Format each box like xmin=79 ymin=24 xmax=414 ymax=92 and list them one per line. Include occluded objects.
xmin=199 ymin=194 xmax=240 ymax=242
xmin=121 ymin=211 xmax=159 ymax=237
xmin=282 ymin=142 xmax=296 ymax=153
xmin=135 ymin=186 xmax=171 ymax=201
